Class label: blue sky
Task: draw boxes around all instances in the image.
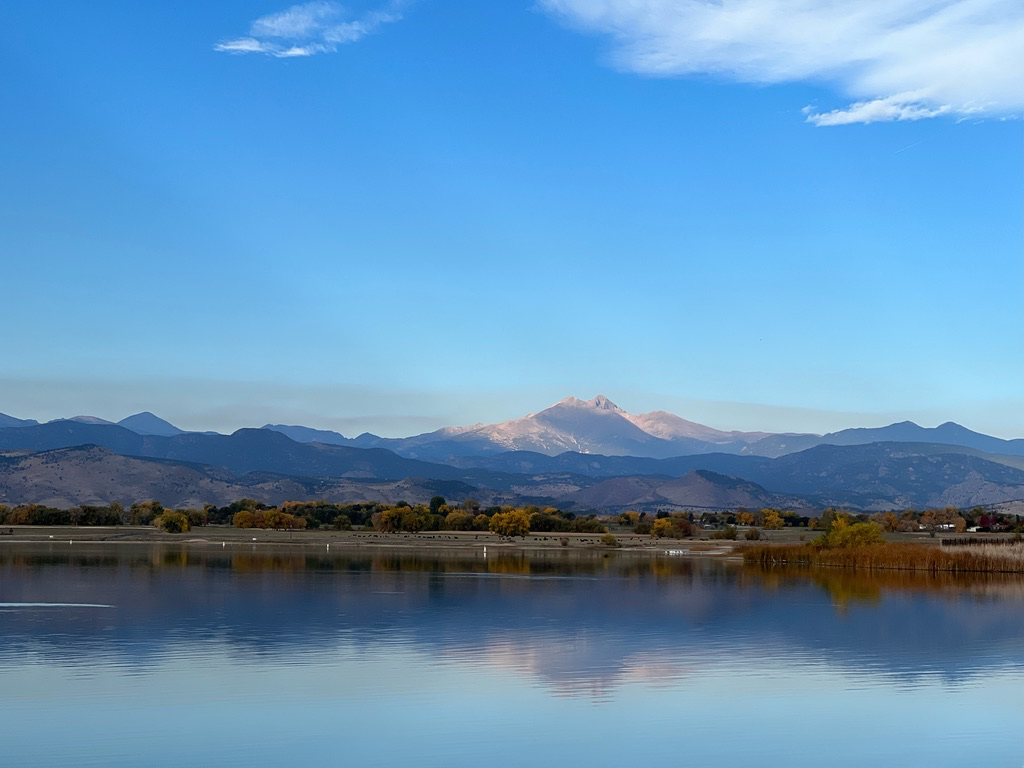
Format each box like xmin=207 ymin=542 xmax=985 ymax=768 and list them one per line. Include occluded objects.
xmin=2 ymin=1 xmax=1022 ymax=438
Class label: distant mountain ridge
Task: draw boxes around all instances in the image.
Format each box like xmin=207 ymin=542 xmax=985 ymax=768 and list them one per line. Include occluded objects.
xmin=0 ymin=412 xmax=38 ymax=429
xmin=117 ymin=412 xmax=186 ymax=436
xmin=2 ymin=419 xmax=1024 ymax=511
xmin=742 ymin=420 xmax=1024 ymax=458
xmin=4 ymin=397 xmax=1021 ymax=460
xmin=262 ymin=423 xmax=350 ymax=445
xmin=258 ymin=395 xmax=1024 ymax=461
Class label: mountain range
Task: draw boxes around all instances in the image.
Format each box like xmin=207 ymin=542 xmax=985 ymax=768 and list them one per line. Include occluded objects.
xmin=2 ymin=396 xmax=1023 ymax=512
xmin=262 ymin=395 xmax=1024 ymax=461
xmin=6 ymin=395 xmax=1023 ymax=460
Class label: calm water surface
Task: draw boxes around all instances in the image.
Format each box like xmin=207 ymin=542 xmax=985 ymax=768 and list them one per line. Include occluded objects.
xmin=2 ymin=543 xmax=1023 ymax=766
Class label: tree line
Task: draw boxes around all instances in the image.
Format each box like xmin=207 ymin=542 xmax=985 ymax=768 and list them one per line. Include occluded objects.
xmin=0 ymin=499 xmax=1017 ymax=537
xmin=0 ymin=497 xmax=608 ymax=536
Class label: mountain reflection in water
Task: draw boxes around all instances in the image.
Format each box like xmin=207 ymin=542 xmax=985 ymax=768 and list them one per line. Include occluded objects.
xmin=2 ymin=544 xmax=1023 ymax=767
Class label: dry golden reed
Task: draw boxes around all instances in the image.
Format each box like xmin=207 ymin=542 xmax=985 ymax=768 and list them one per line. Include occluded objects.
xmin=743 ymin=542 xmax=1024 ymax=573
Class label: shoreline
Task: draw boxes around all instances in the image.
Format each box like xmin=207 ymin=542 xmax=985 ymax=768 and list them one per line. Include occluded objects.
xmin=0 ymin=524 xmax=743 ymax=556
xmin=7 ymin=526 xmax=1024 ymax=576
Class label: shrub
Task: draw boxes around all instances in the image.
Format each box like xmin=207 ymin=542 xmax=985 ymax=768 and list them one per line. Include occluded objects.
xmin=745 ymin=527 xmax=762 ymax=541
xmin=819 ymin=522 xmax=885 ymax=549
xmin=651 ymin=518 xmax=674 ymax=538
xmin=154 ymin=512 xmax=190 ymax=534
xmin=600 ymin=533 xmax=617 ymax=547
xmin=573 ymin=517 xmax=609 ymax=534
xmin=652 ymin=516 xmax=692 ymax=539
xmin=445 ymin=511 xmax=474 ymax=531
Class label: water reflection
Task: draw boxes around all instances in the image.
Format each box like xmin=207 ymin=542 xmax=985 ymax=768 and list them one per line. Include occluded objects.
xmin=2 ymin=544 xmax=1024 ymax=766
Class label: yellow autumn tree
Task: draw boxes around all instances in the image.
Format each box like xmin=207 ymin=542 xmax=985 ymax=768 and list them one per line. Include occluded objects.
xmin=489 ymin=509 xmax=530 ymax=538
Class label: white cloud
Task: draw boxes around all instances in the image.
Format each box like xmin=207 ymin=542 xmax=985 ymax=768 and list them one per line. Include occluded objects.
xmin=215 ymin=1 xmax=406 ymax=58
xmin=803 ymin=95 xmax=954 ymax=126
xmin=214 ymin=38 xmax=276 ymax=55
xmin=250 ymin=2 xmax=340 ymax=39
xmin=539 ymin=0 xmax=1024 ymax=125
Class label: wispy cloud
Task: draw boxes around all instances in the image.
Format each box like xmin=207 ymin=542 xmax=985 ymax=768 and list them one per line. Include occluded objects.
xmin=215 ymin=1 xmax=406 ymax=58
xmin=539 ymin=0 xmax=1024 ymax=125
xmin=803 ymin=97 xmax=955 ymax=127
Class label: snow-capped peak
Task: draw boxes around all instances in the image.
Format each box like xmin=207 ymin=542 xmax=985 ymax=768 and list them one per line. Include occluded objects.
xmin=552 ymin=394 xmax=623 ymax=412
xmin=588 ymin=394 xmax=623 ymax=412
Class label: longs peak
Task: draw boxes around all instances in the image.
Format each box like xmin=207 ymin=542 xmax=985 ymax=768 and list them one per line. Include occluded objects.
xmin=551 ymin=395 xmax=624 ymax=412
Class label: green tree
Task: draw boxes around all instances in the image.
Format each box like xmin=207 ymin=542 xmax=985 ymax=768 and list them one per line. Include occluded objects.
xmin=129 ymin=500 xmax=163 ymax=525
xmin=401 ymin=505 xmax=431 ymax=533
xmin=110 ymin=501 xmax=126 ymax=524
xmin=619 ymin=510 xmax=639 ymax=526
xmin=820 ymin=507 xmax=838 ymax=531
xmin=445 ymin=511 xmax=474 ymax=530
xmin=633 ymin=520 xmax=653 ymax=535
xmin=528 ymin=511 xmax=570 ymax=532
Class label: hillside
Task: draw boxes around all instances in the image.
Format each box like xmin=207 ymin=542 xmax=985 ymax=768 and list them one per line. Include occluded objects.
xmin=568 ymin=470 xmax=804 ymax=511
xmin=0 ymin=446 xmax=502 ymax=509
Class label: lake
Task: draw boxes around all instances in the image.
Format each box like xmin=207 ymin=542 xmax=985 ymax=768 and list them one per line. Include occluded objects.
xmin=2 ymin=543 xmax=1023 ymax=766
